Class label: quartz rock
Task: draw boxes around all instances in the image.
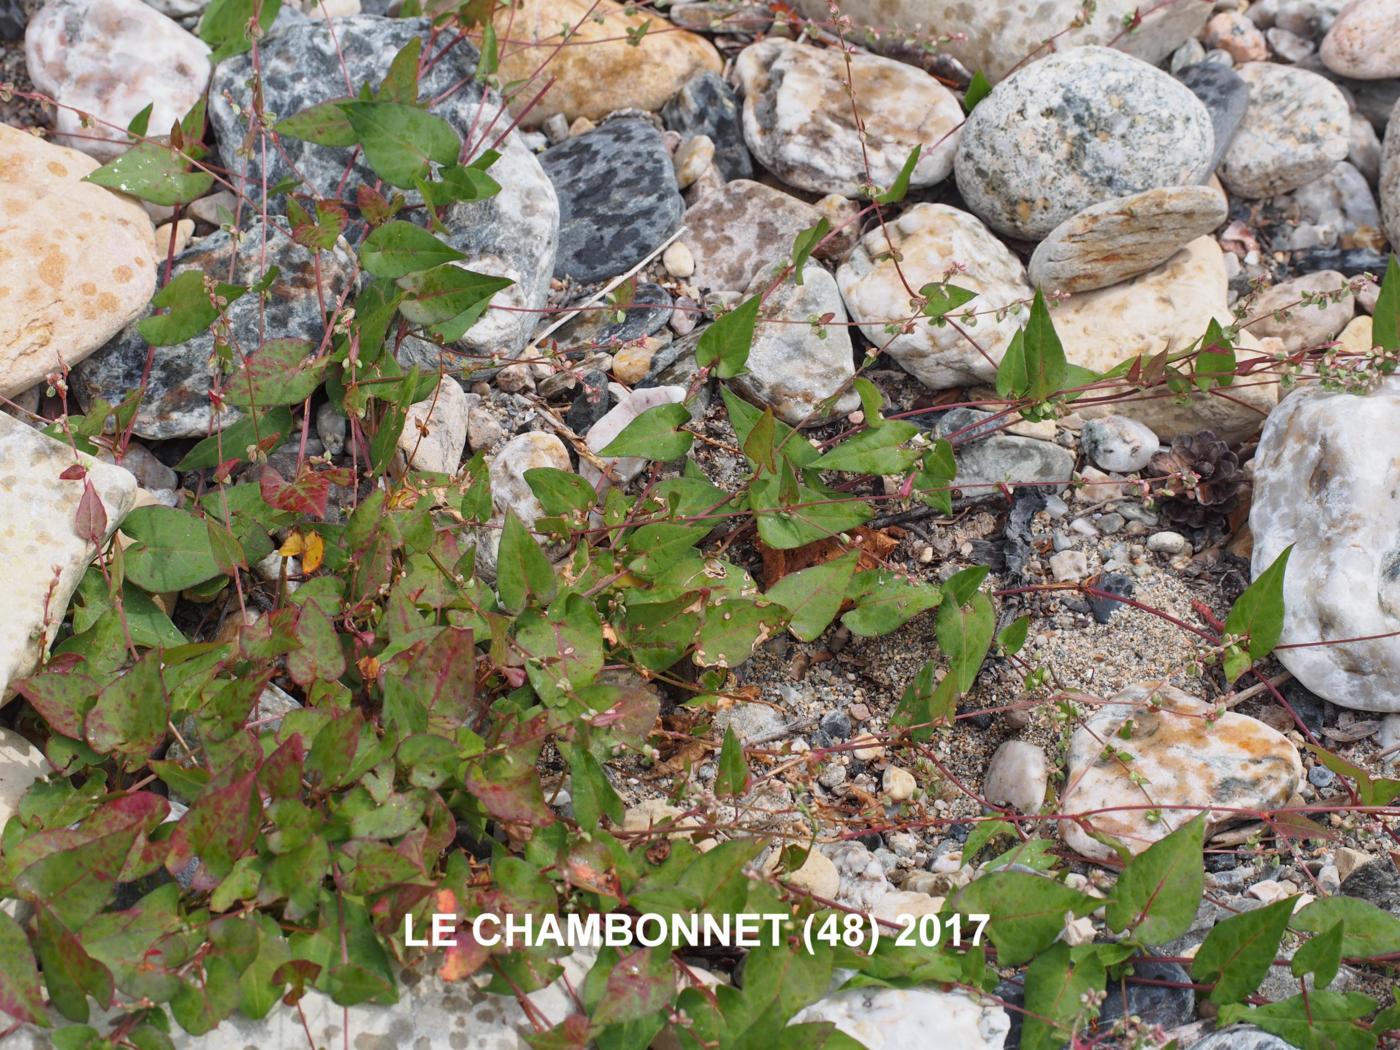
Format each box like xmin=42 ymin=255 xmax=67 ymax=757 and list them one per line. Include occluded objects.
xmin=1243 ymin=270 xmax=1355 ymax=352
xmin=474 ymin=432 xmax=572 ymax=578
xmin=837 ymin=203 xmax=1032 ymax=389
xmin=954 ymin=47 xmax=1215 ymax=240
xmin=734 ymin=38 xmax=963 ymax=198
xmin=1383 ymin=97 xmax=1400 ymax=250
xmin=790 ymin=987 xmax=1010 ymax=1050
xmin=25 ymin=0 xmax=211 ymax=160
xmin=1061 ymin=682 xmax=1302 ymax=861
xmin=1081 ymin=416 xmax=1160 ymax=473
xmin=1192 ymin=1028 xmax=1299 ymax=1050
xmin=1249 ymin=377 xmax=1400 ymax=712
xmin=0 ymin=125 xmax=156 ymax=398
xmin=0 ymin=728 xmax=48 ymax=825
xmin=1029 ymin=185 xmax=1228 ymax=294
xmin=398 ymin=377 xmax=469 ymax=474
xmin=580 ymin=386 xmax=688 ymax=492
xmin=982 ymin=740 xmax=1048 ymax=814
xmin=1320 ymin=0 xmax=1400 ymax=78
xmin=680 ymin=179 xmax=823 ymax=293
xmin=0 ymin=413 xmax=138 ymax=699
xmin=1219 ymin=63 xmax=1351 ymax=197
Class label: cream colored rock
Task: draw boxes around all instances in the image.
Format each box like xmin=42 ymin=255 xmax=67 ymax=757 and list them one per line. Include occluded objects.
xmin=785 ymin=849 xmax=840 ymax=899
xmin=790 ymin=987 xmax=1010 ymax=1050
xmin=1321 ymin=0 xmax=1400 ymax=79
xmin=1249 ymin=377 xmax=1400 ymax=712
xmin=154 ymin=218 xmax=194 ymax=259
xmin=1219 ymin=64 xmax=1351 ymax=199
xmin=1243 ymin=270 xmax=1355 ymax=353
xmin=982 ymin=740 xmax=1049 ymax=814
xmin=493 ymin=0 xmax=721 ymax=127
xmin=25 ymin=0 xmax=212 ymax=160
xmin=874 ymin=889 xmax=943 ymax=922
xmin=1028 ymin=186 xmax=1228 ymax=295
xmin=1204 ymin=11 xmax=1269 ymax=62
xmin=0 ymin=413 xmax=138 ymax=700
xmin=0 ymin=125 xmax=155 ymax=398
xmin=1047 ymin=237 xmax=1279 ymax=441
xmin=681 ymin=179 xmax=823 ymax=293
xmin=611 ymin=341 xmax=658 ymax=386
xmin=1336 ymin=314 xmax=1374 ymax=354
xmin=1061 ymin=683 xmax=1302 ymax=861
xmin=475 ymin=431 xmax=572 ymax=577
xmin=398 ymin=377 xmax=469 ymax=474
xmin=734 ymin=38 xmax=963 ymax=198
xmin=580 ymin=385 xmax=688 ymax=492
xmin=0 ymin=729 xmax=48 ymax=825
xmin=837 ymin=203 xmax=1032 ymax=389
xmin=882 ymin=765 xmax=917 ymax=802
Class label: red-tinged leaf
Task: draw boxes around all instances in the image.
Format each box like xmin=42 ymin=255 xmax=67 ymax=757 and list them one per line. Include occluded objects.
xmin=75 ymin=478 xmax=108 ymax=545
xmin=84 ymin=650 xmax=169 ymax=770
xmin=0 ymin=910 xmax=48 ymax=1025
xmin=588 ymin=685 xmax=660 ymax=744
xmin=382 ymin=627 xmax=475 ymax=734
xmin=13 ymin=664 xmax=100 ymax=737
xmin=166 ymin=766 xmax=263 ymax=889
xmin=439 ymin=927 xmax=492 ymax=982
xmin=286 ymin=598 xmax=346 ymax=687
xmin=260 ymin=465 xmax=331 ymax=518
xmin=59 ymin=464 xmax=87 ymax=481
xmin=464 ymin=763 xmax=553 ymax=828
xmin=35 ymin=905 xmax=114 ymax=1023
xmin=524 ymin=1013 xmax=591 ymax=1049
xmin=258 ymin=733 xmax=307 ymax=800
xmin=591 ymin=947 xmax=673 ymax=1027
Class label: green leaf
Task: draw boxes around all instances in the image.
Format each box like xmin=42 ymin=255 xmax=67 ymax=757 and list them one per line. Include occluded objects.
xmin=1021 ymin=942 xmax=1106 ymax=1050
xmin=874 ymin=144 xmax=921 ymax=204
xmin=176 ymin=407 xmax=294 ymax=471
xmin=397 ymin=265 xmax=512 ymax=325
xmin=0 ymin=909 xmax=49 ymax=1025
xmin=1193 ymin=895 xmax=1294 ymax=1004
xmin=360 ymin=221 xmax=466 ymax=279
xmin=944 ymin=871 xmax=1094 ymax=966
xmin=715 ymin=726 xmax=749 ymax=797
xmin=920 ymin=281 xmax=977 ymax=322
xmin=199 ymin=0 xmax=282 ymax=59
xmin=936 ymin=589 xmax=995 ymax=692
xmin=274 ymin=99 xmax=358 ymax=147
xmin=696 ymin=296 xmax=761 ymax=379
xmin=597 ymin=402 xmax=694 ymax=460
xmin=811 ymin=420 xmax=921 ymax=474
xmin=84 ymin=651 xmax=168 ymax=770
xmin=997 ymin=615 xmax=1030 ymax=655
xmin=889 ymin=659 xmax=959 ymax=740
xmin=767 ymin=550 xmax=858 ymax=641
xmin=567 ymin=744 xmax=624 ymax=827
xmin=1217 ymin=991 xmax=1379 ymax=1050
xmin=963 ymin=70 xmax=992 ymax=111
xmin=1306 ymin=745 xmax=1400 ymax=808
xmin=340 ymin=101 xmax=460 ymax=188
xmin=790 ymin=219 xmax=830 ymax=285
xmin=138 ymin=269 xmax=246 ymax=346
xmin=1223 ymin=543 xmax=1292 ymax=683
xmin=496 ymin=511 xmax=557 ymax=614
xmin=225 ymin=339 xmax=327 ymax=407
xmin=1021 ymin=289 xmax=1067 ymax=402
xmin=1194 ymin=318 xmax=1237 ymax=391
xmin=1292 ymin=919 xmax=1344 ymax=988
xmin=1104 ymin=812 xmax=1204 ymax=945
xmin=526 ymin=467 xmax=597 ymax=517
xmin=1292 ymin=896 xmax=1400 ymax=959
xmin=121 ymin=506 xmax=222 ymax=592
xmin=1373 ymin=254 xmax=1399 ymax=353
xmin=378 ymin=38 xmax=423 ymax=104
xmin=841 ymin=569 xmax=941 ymax=636
xmin=995 ymin=328 xmax=1028 ymax=400
xmin=84 ymin=143 xmax=214 ymax=206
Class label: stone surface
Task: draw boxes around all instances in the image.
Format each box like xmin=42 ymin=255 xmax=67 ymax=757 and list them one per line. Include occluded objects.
xmin=883 ymin=765 xmax=916 ymax=802
xmin=1219 ymin=63 xmax=1351 ymax=197
xmin=789 ymin=987 xmax=1010 ymax=1049
xmin=982 ymin=740 xmax=1048 ymax=814
xmin=1383 ymin=97 xmax=1400 ymax=250
xmin=0 ymin=728 xmax=48 ymax=824
xmin=25 ymin=0 xmax=211 ymax=160
xmin=661 ymin=70 xmax=753 ymax=181
xmin=1205 ymin=11 xmax=1270 ymax=62
xmin=1340 ymin=855 xmax=1400 ymax=914
xmin=1060 ymin=682 xmax=1302 ymax=861
xmin=954 ymin=47 xmax=1214 ymax=240
xmin=0 ymin=413 xmax=138 ymax=699
xmin=680 ymin=179 xmax=823 ymax=293
xmin=732 ymin=266 xmax=858 ymax=426
xmin=581 ymin=385 xmax=689 ymax=493
xmin=1095 ymin=960 xmax=1195 ymax=1033
xmin=1177 ymin=62 xmax=1252 ymax=174
xmin=1081 ymin=415 xmax=1160 ymax=473
xmin=1320 ymin=0 xmax=1400 ymax=78
xmin=540 ymin=118 xmax=683 ymax=283
xmin=1192 ymin=1028 xmax=1298 ymax=1050
xmin=1046 ymin=237 xmax=1280 ymax=441
xmin=673 ymin=134 xmax=715 ymax=190
xmin=1029 ymin=185 xmax=1228 ymax=294
xmin=1249 ymin=377 xmax=1400 ymax=712
xmin=0 ymin=125 xmax=156 ymax=398
xmin=210 ymin=17 xmax=557 ymax=359
xmin=837 ymin=203 xmax=1032 ymax=389
xmin=791 ymin=0 xmax=1208 ymax=82
xmin=398 ymin=377 xmax=469 ymax=474
xmin=734 ymin=38 xmax=963 ymax=198
xmin=926 ymin=408 xmax=1077 ymax=503
xmin=1244 ymin=270 xmax=1355 ymax=352
xmin=474 ymin=432 xmax=572 ymax=578
xmin=491 ymin=0 xmax=721 ymax=127
xmin=1274 ymin=161 xmax=1384 ymax=253
xmin=786 ymin=849 xmax=841 ymax=899
xmin=73 ymin=220 xmax=356 ymax=440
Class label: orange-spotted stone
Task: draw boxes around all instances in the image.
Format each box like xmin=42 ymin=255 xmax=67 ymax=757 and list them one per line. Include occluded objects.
xmin=1060 ymin=682 xmax=1302 ymax=862
xmin=0 ymin=125 xmax=155 ymax=398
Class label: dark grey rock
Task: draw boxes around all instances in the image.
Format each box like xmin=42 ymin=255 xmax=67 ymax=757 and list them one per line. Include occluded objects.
xmin=555 ymin=282 xmax=674 ymax=351
xmin=1290 ymin=246 xmax=1392 ymax=274
xmin=661 ymin=70 xmax=754 ymax=181
xmin=639 ymin=326 xmax=711 ymax=417
xmin=540 ymin=118 xmax=684 ymax=283
xmin=1177 ymin=62 xmax=1252 ymax=172
xmin=1095 ymin=960 xmax=1194 ymax=1033
xmin=1192 ymin=1028 xmax=1294 ymax=1050
xmin=1340 ymin=856 xmax=1400 ymax=914
xmin=209 ymin=16 xmax=558 ymax=359
xmin=1308 ymin=764 xmax=1336 ymax=787
xmin=925 ymin=409 xmax=1076 ymax=504
xmin=564 ymin=370 xmax=612 ymax=432
xmin=0 ymin=0 xmax=25 ymax=40
xmin=1088 ymin=572 xmax=1135 ymax=624
xmin=73 ymin=221 xmax=356 ymax=440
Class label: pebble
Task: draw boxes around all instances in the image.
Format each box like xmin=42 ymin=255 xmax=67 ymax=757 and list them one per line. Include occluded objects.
xmin=734 ymin=38 xmax=963 ymax=198
xmin=1060 ymin=683 xmax=1302 ymax=862
xmin=490 ymin=0 xmax=720 ymax=126
xmin=1334 ymin=845 xmax=1377 ymax=882
xmin=661 ymin=70 xmax=753 ymax=181
xmin=475 ymin=432 xmax=572 ymax=577
xmin=1349 ymin=114 xmax=1383 ymax=183
xmin=25 ymin=0 xmax=212 ymax=160
xmin=153 ymin=219 xmax=194 ymax=259
xmin=1095 ymin=960 xmax=1195 ymax=1033
xmin=1267 ymin=25 xmax=1317 ymax=61
xmin=1029 ymin=185 xmax=1228 ymax=294
xmin=786 ymin=849 xmax=840 ymax=899
xmin=883 ymin=765 xmax=916 ymax=802
xmin=679 ymin=179 xmax=823 ymax=293
xmin=732 ymin=267 xmax=858 ymax=426
xmin=1205 ymin=11 xmax=1270 ymax=61
xmin=315 ymin=403 xmax=347 ymax=457
xmin=1341 ymin=853 xmax=1400 ymax=914
xmin=662 ymin=241 xmax=696 ymax=279
xmin=1320 ymin=0 xmax=1400 ymax=78
xmin=1219 ymin=62 xmax=1351 ymax=197
xmin=0 ymin=414 xmax=137 ymax=697
xmin=541 ymin=118 xmax=683 ymax=284
xmin=1249 ymin=376 xmax=1400 ymax=711
xmin=1148 ymin=531 xmax=1190 ymax=554
xmin=1192 ymin=1029 xmax=1296 ymax=1050
xmin=579 ymin=385 xmax=689 ymax=493
xmin=925 ymin=409 xmax=1076 ymax=504
xmin=1049 ymin=550 xmax=1090 ymax=582
xmin=1244 ymin=270 xmax=1355 ymax=351
xmin=789 ymin=987 xmax=1010 ymax=1049
xmin=1081 ymin=416 xmax=1160 ymax=473
xmin=0 ymin=125 xmax=156 ymax=401
xmin=982 ymin=741 xmax=1049 ymax=814
xmin=1177 ymin=61 xmax=1253 ymax=173
xmin=673 ymin=134 xmax=715 ymax=191
xmin=398 ymin=377 xmax=470 ymax=474
xmin=954 ymin=47 xmax=1214 ymax=239
xmin=838 ymin=204 xmax=1031 ymax=390
xmin=0 ymin=728 xmax=48 ymax=827
xmin=1276 ymin=161 xmax=1383 ymax=251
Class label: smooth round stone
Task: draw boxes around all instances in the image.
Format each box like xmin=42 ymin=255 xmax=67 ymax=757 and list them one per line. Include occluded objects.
xmin=837 ymin=203 xmax=1031 ymax=389
xmin=1219 ymin=63 xmax=1351 ymax=197
xmin=734 ymin=38 xmax=963 ymax=198
xmin=1243 ymin=270 xmax=1355 ymax=353
xmin=1321 ymin=0 xmax=1400 ymax=78
xmin=1081 ymin=415 xmax=1160 ymax=473
xmin=1193 ymin=1028 xmax=1298 ymax=1050
xmin=1029 ymin=185 xmax=1228 ymax=294
xmin=926 ymin=409 xmax=1076 ymax=503
xmin=954 ymin=47 xmax=1215 ymax=240
xmin=1250 ymin=377 xmax=1400 ymax=712
xmin=662 ymin=71 xmax=753 ymax=181
xmin=679 ymin=179 xmax=823 ymax=293
xmin=1205 ymin=11 xmax=1270 ymax=61
xmin=790 ymin=987 xmax=1009 ymax=1049
xmin=540 ymin=118 xmax=683 ymax=283
xmin=0 ymin=728 xmax=47 ymax=825
xmin=982 ymin=740 xmax=1048 ymax=814
xmin=1095 ymin=961 xmax=1194 ymax=1033
xmin=25 ymin=0 xmax=211 ymax=160
xmin=1177 ymin=62 xmax=1252 ymax=173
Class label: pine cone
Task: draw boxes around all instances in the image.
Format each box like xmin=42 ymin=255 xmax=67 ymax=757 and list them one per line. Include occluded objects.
xmin=1148 ymin=430 xmax=1245 ymax=528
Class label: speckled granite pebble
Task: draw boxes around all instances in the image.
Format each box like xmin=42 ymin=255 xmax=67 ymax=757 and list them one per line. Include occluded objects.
xmin=1320 ymin=0 xmax=1400 ymax=79
xmin=679 ymin=179 xmax=822 ymax=293
xmin=661 ymin=71 xmax=752 ymax=181
xmin=1219 ymin=62 xmax=1350 ymax=197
